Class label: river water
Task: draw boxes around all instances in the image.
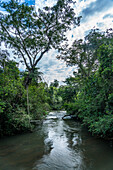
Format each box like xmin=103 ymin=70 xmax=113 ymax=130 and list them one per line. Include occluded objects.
xmin=0 ymin=111 xmax=113 ymax=170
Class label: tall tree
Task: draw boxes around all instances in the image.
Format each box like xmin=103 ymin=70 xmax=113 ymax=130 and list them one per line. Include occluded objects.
xmin=0 ymin=0 xmax=81 ymax=87
xmin=57 ymin=29 xmax=103 ymax=79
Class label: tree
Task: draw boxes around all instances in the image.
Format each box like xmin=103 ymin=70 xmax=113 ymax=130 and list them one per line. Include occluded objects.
xmin=63 ymin=28 xmax=113 ymax=138
xmin=50 ymin=79 xmax=59 ymax=88
xmin=57 ymin=29 xmax=103 ymax=80
xmin=0 ymin=0 xmax=81 ymax=87
xmin=21 ymin=68 xmax=43 ymax=114
xmin=0 ymin=49 xmax=9 ymax=69
xmin=21 ymin=67 xmax=43 ymax=86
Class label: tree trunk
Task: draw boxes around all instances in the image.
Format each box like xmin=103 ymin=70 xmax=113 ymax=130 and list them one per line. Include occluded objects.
xmin=27 ymin=85 xmax=30 ymax=115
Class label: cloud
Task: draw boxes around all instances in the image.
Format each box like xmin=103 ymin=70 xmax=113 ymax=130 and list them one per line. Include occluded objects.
xmin=21 ymin=0 xmax=25 ymax=3
xmin=36 ymin=48 xmax=77 ymax=85
xmin=69 ymin=0 xmax=113 ymax=40
xmin=35 ymin=0 xmax=57 ymax=11
xmin=81 ymin=0 xmax=113 ymax=22
xmin=103 ymin=14 xmax=113 ymax=19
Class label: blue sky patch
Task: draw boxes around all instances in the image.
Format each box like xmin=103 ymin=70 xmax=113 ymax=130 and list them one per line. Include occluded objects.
xmin=25 ymin=0 xmax=35 ymax=5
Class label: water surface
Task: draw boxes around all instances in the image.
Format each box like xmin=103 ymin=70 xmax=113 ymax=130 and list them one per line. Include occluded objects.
xmin=0 ymin=111 xmax=113 ymax=170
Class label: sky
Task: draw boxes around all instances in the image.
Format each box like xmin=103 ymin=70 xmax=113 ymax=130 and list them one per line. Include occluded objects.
xmin=1 ymin=0 xmax=113 ymax=84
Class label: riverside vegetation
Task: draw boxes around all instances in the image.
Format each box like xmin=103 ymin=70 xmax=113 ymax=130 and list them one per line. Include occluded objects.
xmin=0 ymin=0 xmax=113 ymax=139
xmin=58 ymin=28 xmax=113 ymax=139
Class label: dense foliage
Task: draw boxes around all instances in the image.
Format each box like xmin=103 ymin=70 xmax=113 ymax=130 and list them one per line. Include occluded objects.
xmin=62 ymin=29 xmax=113 ymax=138
xmin=0 ymin=56 xmax=50 ymax=136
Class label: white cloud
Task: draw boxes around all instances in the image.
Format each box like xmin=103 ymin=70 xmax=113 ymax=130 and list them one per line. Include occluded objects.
xmin=37 ymin=48 xmax=76 ymax=85
xmin=68 ymin=0 xmax=113 ymax=41
xmin=75 ymin=0 xmax=97 ymax=15
xmin=20 ymin=0 xmax=25 ymax=2
xmin=35 ymin=0 xmax=57 ymax=11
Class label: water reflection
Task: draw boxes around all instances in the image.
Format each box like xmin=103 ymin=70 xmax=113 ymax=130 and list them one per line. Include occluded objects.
xmin=0 ymin=111 xmax=113 ymax=170
xmin=34 ymin=113 xmax=84 ymax=170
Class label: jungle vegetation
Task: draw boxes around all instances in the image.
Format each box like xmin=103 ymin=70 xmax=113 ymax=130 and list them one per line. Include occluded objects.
xmin=58 ymin=28 xmax=113 ymax=138
xmin=0 ymin=0 xmax=113 ymax=139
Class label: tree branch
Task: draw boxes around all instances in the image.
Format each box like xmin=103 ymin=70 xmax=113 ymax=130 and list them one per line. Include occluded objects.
xmin=33 ymin=37 xmax=51 ymax=68
xmin=0 ymin=23 xmax=30 ymax=70
xmin=15 ymin=27 xmax=33 ymax=68
xmin=33 ymin=49 xmax=42 ymax=65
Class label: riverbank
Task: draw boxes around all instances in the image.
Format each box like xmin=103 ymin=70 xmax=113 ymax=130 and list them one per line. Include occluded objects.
xmin=64 ymin=105 xmax=113 ymax=140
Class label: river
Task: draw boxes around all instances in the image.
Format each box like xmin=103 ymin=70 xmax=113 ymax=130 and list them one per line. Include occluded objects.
xmin=0 ymin=111 xmax=113 ymax=170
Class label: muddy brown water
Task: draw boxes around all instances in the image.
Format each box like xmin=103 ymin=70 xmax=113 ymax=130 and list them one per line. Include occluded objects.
xmin=0 ymin=111 xmax=113 ymax=170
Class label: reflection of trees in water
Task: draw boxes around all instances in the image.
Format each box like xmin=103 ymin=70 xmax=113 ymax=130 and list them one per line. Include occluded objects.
xmin=63 ymin=120 xmax=95 ymax=169
xmin=62 ymin=120 xmax=86 ymax=169
xmin=64 ymin=120 xmax=113 ymax=170
xmin=64 ymin=120 xmax=81 ymax=147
